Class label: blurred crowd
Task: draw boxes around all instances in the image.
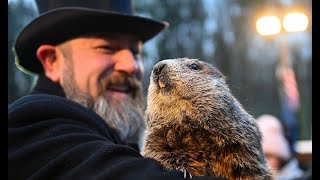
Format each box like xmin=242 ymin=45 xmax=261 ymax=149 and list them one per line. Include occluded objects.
xmin=256 ymin=114 xmax=312 ymax=180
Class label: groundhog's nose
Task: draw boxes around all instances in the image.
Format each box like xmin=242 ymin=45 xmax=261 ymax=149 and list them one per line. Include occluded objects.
xmin=153 ymin=62 xmax=166 ymax=76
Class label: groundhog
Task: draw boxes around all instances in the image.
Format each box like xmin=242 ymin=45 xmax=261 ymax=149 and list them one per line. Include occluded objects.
xmin=141 ymin=58 xmax=272 ymax=180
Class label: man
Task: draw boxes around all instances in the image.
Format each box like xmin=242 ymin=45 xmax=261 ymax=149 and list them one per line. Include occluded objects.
xmin=8 ymin=0 xmax=224 ymax=179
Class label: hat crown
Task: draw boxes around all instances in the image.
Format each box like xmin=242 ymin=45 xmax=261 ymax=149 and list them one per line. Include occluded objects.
xmin=35 ymin=0 xmax=134 ymax=14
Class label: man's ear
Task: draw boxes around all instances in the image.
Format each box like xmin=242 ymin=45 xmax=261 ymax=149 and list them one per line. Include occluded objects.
xmin=36 ymin=45 xmax=62 ymax=82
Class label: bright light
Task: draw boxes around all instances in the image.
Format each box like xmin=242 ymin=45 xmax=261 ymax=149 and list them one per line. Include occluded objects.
xmin=256 ymin=16 xmax=281 ymax=36
xmin=283 ymin=12 xmax=309 ymax=32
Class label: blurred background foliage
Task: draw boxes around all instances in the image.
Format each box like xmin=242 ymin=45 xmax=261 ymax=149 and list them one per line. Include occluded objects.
xmin=8 ymin=0 xmax=311 ymax=140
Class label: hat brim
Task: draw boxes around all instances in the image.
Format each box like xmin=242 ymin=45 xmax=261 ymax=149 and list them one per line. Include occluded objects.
xmin=13 ymin=7 xmax=169 ymax=74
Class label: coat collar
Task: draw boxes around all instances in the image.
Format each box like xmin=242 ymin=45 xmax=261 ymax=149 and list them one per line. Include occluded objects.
xmin=31 ymin=75 xmax=66 ymax=97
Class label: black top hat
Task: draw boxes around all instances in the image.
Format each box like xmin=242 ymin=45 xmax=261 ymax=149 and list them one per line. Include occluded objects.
xmin=13 ymin=0 xmax=169 ymax=74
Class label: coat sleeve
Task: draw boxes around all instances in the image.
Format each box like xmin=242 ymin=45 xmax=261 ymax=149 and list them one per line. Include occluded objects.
xmin=8 ymin=94 xmax=226 ymax=180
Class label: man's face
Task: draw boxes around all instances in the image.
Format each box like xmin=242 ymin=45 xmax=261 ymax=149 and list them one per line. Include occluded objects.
xmin=57 ymin=33 xmax=145 ymax=143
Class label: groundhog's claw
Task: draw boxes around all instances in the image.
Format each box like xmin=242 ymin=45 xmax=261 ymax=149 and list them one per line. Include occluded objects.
xmin=181 ymin=168 xmax=192 ymax=179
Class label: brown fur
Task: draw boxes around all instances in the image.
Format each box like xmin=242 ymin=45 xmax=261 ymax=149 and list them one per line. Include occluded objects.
xmin=141 ymin=58 xmax=272 ymax=180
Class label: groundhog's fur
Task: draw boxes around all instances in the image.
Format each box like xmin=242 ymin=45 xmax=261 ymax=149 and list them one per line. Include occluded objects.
xmin=141 ymin=58 xmax=272 ymax=180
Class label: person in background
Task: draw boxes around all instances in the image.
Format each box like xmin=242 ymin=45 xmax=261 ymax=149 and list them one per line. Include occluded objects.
xmin=8 ymin=0 xmax=225 ymax=179
xmin=256 ymin=114 xmax=305 ymax=180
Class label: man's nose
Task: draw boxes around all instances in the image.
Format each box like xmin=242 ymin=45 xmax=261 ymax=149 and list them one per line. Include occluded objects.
xmin=113 ymin=49 xmax=139 ymax=75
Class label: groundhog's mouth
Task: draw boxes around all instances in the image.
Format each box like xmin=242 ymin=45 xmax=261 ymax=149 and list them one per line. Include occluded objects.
xmin=153 ymin=73 xmax=171 ymax=90
xmin=158 ymin=79 xmax=166 ymax=88
xmin=152 ymin=62 xmax=172 ymax=90
xmin=157 ymin=77 xmax=168 ymax=89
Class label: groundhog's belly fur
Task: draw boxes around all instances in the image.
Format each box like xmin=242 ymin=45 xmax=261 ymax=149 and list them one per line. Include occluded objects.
xmin=141 ymin=58 xmax=272 ymax=180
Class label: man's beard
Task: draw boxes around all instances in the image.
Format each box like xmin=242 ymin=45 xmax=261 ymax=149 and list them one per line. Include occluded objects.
xmin=93 ymin=92 xmax=145 ymax=143
xmin=61 ymin=61 xmax=145 ymax=144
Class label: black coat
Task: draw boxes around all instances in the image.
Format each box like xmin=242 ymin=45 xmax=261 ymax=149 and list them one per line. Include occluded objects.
xmin=8 ymin=76 xmax=225 ymax=180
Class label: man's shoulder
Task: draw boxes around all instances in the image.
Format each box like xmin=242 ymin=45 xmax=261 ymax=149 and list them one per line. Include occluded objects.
xmin=8 ymin=94 xmax=90 ymax=119
xmin=8 ymin=94 xmax=112 ymax=136
xmin=9 ymin=94 xmax=79 ymax=111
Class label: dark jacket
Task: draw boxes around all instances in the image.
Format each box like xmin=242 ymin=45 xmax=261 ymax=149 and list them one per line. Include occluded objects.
xmin=8 ymin=76 xmax=225 ymax=180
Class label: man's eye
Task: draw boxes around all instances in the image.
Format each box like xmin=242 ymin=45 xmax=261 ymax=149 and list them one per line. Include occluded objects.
xmin=189 ymin=63 xmax=199 ymax=70
xmin=98 ymin=45 xmax=112 ymax=50
xmin=96 ymin=45 xmax=116 ymax=53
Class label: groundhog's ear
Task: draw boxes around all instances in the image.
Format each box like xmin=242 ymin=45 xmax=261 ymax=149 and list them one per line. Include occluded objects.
xmin=36 ymin=45 xmax=62 ymax=83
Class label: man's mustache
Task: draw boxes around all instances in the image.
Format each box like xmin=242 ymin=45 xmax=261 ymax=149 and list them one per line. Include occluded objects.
xmin=100 ymin=72 xmax=142 ymax=97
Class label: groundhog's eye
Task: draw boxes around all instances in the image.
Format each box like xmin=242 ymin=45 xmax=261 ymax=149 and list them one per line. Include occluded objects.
xmin=189 ymin=63 xmax=199 ymax=70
